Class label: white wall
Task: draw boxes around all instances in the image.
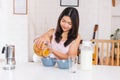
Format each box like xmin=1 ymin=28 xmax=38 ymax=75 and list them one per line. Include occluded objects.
xmin=111 ymin=0 xmax=120 ymax=33
xmin=98 ymin=0 xmax=112 ymax=39
xmin=0 ymin=0 xmax=28 ymax=63
xmin=78 ymin=0 xmax=98 ymax=40
xmin=0 ymin=0 xmax=117 ymax=62
xmin=28 ymin=0 xmax=112 ymax=61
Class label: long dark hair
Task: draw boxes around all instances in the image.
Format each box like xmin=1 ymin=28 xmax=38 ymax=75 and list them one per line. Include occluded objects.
xmin=55 ymin=7 xmax=79 ymax=47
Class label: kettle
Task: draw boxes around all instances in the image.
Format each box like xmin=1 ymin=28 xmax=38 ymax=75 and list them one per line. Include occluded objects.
xmin=2 ymin=44 xmax=16 ymax=70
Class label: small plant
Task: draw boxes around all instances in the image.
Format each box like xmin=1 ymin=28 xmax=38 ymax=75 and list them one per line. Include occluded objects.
xmin=110 ymin=28 xmax=120 ymax=48
xmin=110 ymin=28 xmax=120 ymax=59
xmin=110 ymin=28 xmax=120 ymax=40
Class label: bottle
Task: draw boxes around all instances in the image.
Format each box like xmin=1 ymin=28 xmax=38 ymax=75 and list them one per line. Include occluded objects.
xmin=33 ymin=41 xmax=51 ymax=57
xmin=42 ymin=41 xmax=51 ymax=57
xmin=80 ymin=41 xmax=93 ymax=70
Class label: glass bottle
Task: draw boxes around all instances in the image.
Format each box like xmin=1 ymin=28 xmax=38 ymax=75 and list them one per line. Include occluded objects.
xmin=33 ymin=41 xmax=51 ymax=57
xmin=80 ymin=41 xmax=93 ymax=70
xmin=42 ymin=41 xmax=51 ymax=57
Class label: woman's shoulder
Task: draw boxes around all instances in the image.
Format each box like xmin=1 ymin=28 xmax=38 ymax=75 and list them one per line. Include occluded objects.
xmin=70 ymin=34 xmax=81 ymax=44
xmin=76 ymin=34 xmax=81 ymax=40
xmin=73 ymin=34 xmax=81 ymax=44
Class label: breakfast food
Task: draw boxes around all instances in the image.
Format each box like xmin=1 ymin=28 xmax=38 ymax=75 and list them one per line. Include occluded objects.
xmin=33 ymin=44 xmax=43 ymax=56
xmin=42 ymin=48 xmax=50 ymax=57
xmin=33 ymin=42 xmax=50 ymax=57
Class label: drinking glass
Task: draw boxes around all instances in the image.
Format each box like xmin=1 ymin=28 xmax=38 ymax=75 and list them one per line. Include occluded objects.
xmin=69 ymin=56 xmax=78 ymax=73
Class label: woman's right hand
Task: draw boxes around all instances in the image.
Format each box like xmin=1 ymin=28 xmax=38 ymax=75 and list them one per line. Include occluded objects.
xmin=34 ymin=35 xmax=51 ymax=49
xmin=34 ymin=28 xmax=54 ymax=49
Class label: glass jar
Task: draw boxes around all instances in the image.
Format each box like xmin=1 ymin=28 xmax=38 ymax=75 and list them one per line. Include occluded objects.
xmin=33 ymin=41 xmax=51 ymax=57
xmin=80 ymin=41 xmax=93 ymax=70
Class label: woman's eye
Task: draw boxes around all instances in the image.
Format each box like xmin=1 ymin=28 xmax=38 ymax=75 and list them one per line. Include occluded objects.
xmin=62 ymin=20 xmax=66 ymax=23
xmin=61 ymin=19 xmax=72 ymax=25
xmin=68 ymin=22 xmax=72 ymax=25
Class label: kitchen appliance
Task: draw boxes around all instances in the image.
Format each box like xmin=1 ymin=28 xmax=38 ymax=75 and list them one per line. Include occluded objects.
xmin=2 ymin=44 xmax=16 ymax=70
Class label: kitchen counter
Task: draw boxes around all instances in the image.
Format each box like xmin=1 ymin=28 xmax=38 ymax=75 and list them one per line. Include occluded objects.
xmin=0 ymin=62 xmax=120 ymax=80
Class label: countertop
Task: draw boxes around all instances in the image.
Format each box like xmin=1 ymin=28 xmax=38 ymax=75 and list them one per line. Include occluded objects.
xmin=0 ymin=61 xmax=120 ymax=80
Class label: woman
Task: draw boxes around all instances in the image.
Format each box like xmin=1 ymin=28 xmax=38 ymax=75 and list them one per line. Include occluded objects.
xmin=34 ymin=7 xmax=81 ymax=60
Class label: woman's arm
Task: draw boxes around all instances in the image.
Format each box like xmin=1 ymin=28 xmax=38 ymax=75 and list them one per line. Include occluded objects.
xmin=34 ymin=28 xmax=55 ymax=48
xmin=50 ymin=34 xmax=81 ymax=59
xmin=68 ymin=34 xmax=81 ymax=57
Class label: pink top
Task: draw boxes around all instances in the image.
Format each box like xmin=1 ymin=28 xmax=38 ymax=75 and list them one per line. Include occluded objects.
xmin=49 ymin=32 xmax=71 ymax=58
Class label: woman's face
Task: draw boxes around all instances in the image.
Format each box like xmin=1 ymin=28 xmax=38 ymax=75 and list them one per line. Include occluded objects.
xmin=60 ymin=16 xmax=72 ymax=32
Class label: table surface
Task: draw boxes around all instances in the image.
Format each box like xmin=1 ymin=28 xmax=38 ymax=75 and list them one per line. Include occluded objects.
xmin=0 ymin=62 xmax=120 ymax=80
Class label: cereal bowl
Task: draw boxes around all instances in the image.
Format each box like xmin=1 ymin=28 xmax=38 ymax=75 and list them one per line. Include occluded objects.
xmin=41 ymin=57 xmax=56 ymax=67
xmin=56 ymin=59 xmax=71 ymax=69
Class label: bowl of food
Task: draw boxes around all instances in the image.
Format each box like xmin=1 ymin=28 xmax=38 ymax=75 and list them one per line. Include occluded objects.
xmin=41 ymin=57 xmax=56 ymax=67
xmin=56 ymin=59 xmax=71 ymax=69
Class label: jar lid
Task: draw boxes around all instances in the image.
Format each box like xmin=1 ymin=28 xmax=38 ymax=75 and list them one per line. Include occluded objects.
xmin=82 ymin=41 xmax=92 ymax=46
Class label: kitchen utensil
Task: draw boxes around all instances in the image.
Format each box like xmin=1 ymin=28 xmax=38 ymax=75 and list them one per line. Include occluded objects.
xmin=2 ymin=44 xmax=16 ymax=70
